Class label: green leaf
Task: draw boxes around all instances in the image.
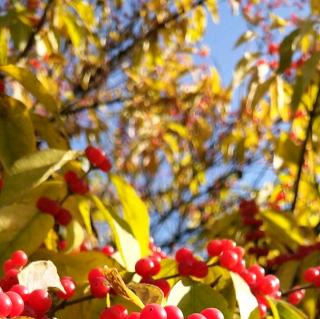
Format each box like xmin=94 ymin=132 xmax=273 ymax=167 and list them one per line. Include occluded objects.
xmin=30 ymin=250 xmax=121 ymax=284
xmin=277 ymin=30 xmax=300 ymax=73
xmin=0 ymin=149 xmax=80 ymax=207
xmin=275 ymin=300 xmax=308 ymax=319
xmin=0 ymin=96 xmax=36 ymax=170
xmin=78 ymin=198 xmax=93 ymax=236
xmin=92 ymin=195 xmax=141 ymax=271
xmin=0 ymin=213 xmax=54 ymax=266
xmin=206 ymin=0 xmax=219 ymax=23
xmin=291 ymin=52 xmax=320 ymax=111
xmin=276 ymin=260 xmax=300 ymax=291
xmin=0 ymin=65 xmax=59 ymax=113
xmin=65 ymin=219 xmax=85 ymax=253
xmin=230 ymin=272 xmax=258 ymax=319
xmin=167 ymin=281 xmax=232 ymax=319
xmin=111 ymin=175 xmax=150 ymax=256
xmin=234 ymin=31 xmax=257 ymax=48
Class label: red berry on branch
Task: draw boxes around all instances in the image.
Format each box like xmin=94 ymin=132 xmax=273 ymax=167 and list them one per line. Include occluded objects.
xmin=3 ymin=259 xmax=14 ymax=275
xmin=85 ymin=146 xmax=112 ymax=172
xmin=287 ymin=289 xmax=305 ymax=305
xmin=207 ymin=240 xmax=222 ymax=257
xmin=10 ymin=285 xmax=29 ymax=302
xmin=128 ymin=312 xmax=141 ymax=319
xmin=0 ymin=292 xmax=12 ymax=317
xmin=303 ymin=267 xmax=320 ymax=283
xmin=175 ymin=247 xmax=194 ymax=263
xmin=140 ymin=304 xmax=167 ymax=319
xmin=36 ymin=197 xmax=60 ymax=216
xmin=188 ymin=314 xmax=206 ymax=319
xmin=178 ymin=259 xmax=194 ymax=277
xmin=100 ymin=304 xmax=128 ymax=319
xmin=56 ymin=277 xmax=76 ymax=300
xmin=101 ymin=245 xmax=115 ymax=256
xmin=27 ymin=289 xmax=52 ymax=315
xmin=6 ymin=291 xmax=24 ymax=317
xmin=153 ymin=279 xmax=170 ymax=297
xmin=11 ymin=250 xmax=28 ymax=268
xmin=257 ymin=275 xmax=280 ymax=295
xmin=164 ymin=305 xmax=184 ymax=319
xmin=56 ymin=208 xmax=72 ymax=226
xmin=219 ymin=250 xmax=239 ymax=270
xmin=88 ymin=268 xmax=104 ymax=282
xmin=201 ymin=308 xmax=224 ymax=319
xmin=90 ymin=276 xmax=109 ymax=298
xmin=135 ymin=258 xmax=155 ymax=278
xmin=191 ymin=260 xmax=208 ymax=278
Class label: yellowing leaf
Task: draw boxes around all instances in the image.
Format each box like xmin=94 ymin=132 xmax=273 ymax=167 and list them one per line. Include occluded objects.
xmin=0 ymin=96 xmax=36 ymax=170
xmin=65 ymin=220 xmax=84 ymax=253
xmin=0 ymin=65 xmax=59 ymax=112
xmin=206 ymin=0 xmax=219 ymax=23
xmin=111 ymin=175 xmax=150 ymax=256
xmin=78 ymin=198 xmax=93 ymax=235
xmin=18 ymin=260 xmax=65 ymax=292
xmin=128 ymin=283 xmax=164 ymax=305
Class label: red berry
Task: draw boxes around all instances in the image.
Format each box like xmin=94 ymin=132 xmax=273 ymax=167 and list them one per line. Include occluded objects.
xmin=0 ymin=292 xmax=12 ymax=317
xmin=56 ymin=208 xmax=72 ymax=226
xmin=27 ymin=289 xmax=52 ymax=315
xmin=56 ymin=277 xmax=76 ymax=300
xmin=3 ymin=259 xmax=14 ymax=274
xmin=36 ymin=197 xmax=60 ymax=216
xmin=245 ymin=230 xmax=265 ymax=241
xmin=149 ymin=257 xmax=161 ymax=276
xmin=135 ymin=258 xmax=155 ymax=278
xmin=0 ymin=80 xmax=5 ymax=94
xmin=58 ymin=240 xmax=67 ymax=251
xmin=100 ymin=305 xmax=128 ymax=319
xmin=128 ymin=312 xmax=141 ymax=319
xmin=164 ymin=305 xmax=184 ymax=319
xmin=258 ymin=303 xmax=267 ymax=318
xmin=11 ymin=250 xmax=28 ymax=268
xmin=233 ymin=247 xmax=245 ymax=259
xmin=175 ymin=248 xmax=193 ymax=263
xmin=304 ymin=267 xmax=320 ymax=283
xmin=85 ymin=146 xmax=106 ymax=167
xmin=220 ymin=239 xmax=236 ymax=252
xmin=178 ymin=259 xmax=194 ymax=277
xmin=101 ymin=245 xmax=115 ymax=256
xmin=98 ymin=157 xmax=112 ymax=172
xmin=10 ymin=285 xmax=29 ymax=302
xmin=64 ymin=171 xmax=78 ymax=184
xmin=141 ymin=304 xmax=167 ymax=319
xmin=268 ymin=43 xmax=279 ymax=55
xmin=240 ymin=270 xmax=257 ymax=286
xmin=90 ymin=276 xmax=109 ymax=298
xmin=201 ymin=308 xmax=224 ymax=319
xmin=219 ymin=250 xmax=239 ymax=269
xmin=88 ymin=268 xmax=104 ymax=282
xmin=153 ymin=279 xmax=170 ymax=297
xmin=207 ymin=240 xmax=222 ymax=257
xmin=188 ymin=314 xmax=206 ymax=319
xmin=0 ymin=178 xmax=4 ymax=190
xmin=287 ymin=289 xmax=305 ymax=305
xmin=6 ymin=291 xmax=24 ymax=317
xmin=258 ymin=275 xmax=280 ymax=295
xmin=191 ymin=260 xmax=208 ymax=278
xmin=248 ymin=264 xmax=265 ymax=281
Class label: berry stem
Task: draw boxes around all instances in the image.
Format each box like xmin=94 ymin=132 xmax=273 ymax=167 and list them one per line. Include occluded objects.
xmin=282 ymin=283 xmax=314 ymax=296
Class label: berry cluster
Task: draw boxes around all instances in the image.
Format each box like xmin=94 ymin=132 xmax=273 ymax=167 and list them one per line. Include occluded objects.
xmin=239 ymin=199 xmax=269 ymax=257
xmin=100 ymin=303 xmax=224 ymax=319
xmin=0 ymin=250 xmax=77 ymax=318
xmin=206 ymin=239 xmax=280 ymax=317
xmin=37 ymin=197 xmax=72 ymax=226
xmin=88 ymin=268 xmax=110 ymax=298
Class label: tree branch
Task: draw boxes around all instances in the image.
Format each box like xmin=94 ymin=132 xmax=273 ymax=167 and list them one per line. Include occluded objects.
xmin=291 ymin=86 xmax=320 ymax=213
xmin=17 ymin=0 xmax=55 ymax=60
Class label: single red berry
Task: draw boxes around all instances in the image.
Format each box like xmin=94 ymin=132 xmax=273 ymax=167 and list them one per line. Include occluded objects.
xmin=98 ymin=156 xmax=112 ymax=172
xmin=21 ymin=304 xmax=37 ymax=317
xmin=135 ymin=258 xmax=155 ymax=278
xmin=219 ymin=250 xmax=239 ymax=270
xmin=85 ymin=146 xmax=106 ymax=166
xmin=191 ymin=260 xmax=208 ymax=278
xmin=287 ymin=289 xmax=305 ymax=305
xmin=100 ymin=304 xmax=128 ymax=319
xmin=6 ymin=291 xmax=24 ymax=317
xmin=207 ymin=240 xmax=223 ymax=257
xmin=248 ymin=264 xmax=265 ymax=281
xmin=220 ymin=239 xmax=236 ymax=252
xmin=257 ymin=275 xmax=280 ymax=295
xmin=188 ymin=314 xmax=206 ymax=319
xmin=240 ymin=270 xmax=257 ymax=286
xmin=153 ymin=279 xmax=170 ymax=297
xmin=90 ymin=276 xmax=109 ymax=298
xmin=88 ymin=268 xmax=104 ymax=282
xmin=0 ymin=292 xmax=12 ymax=317
xmin=233 ymin=247 xmax=245 ymax=259
xmin=4 ymin=269 xmax=19 ymax=287
xmin=101 ymin=245 xmax=115 ymax=256
xmin=36 ymin=197 xmax=60 ymax=216
xmin=56 ymin=277 xmax=76 ymax=300
xmin=69 ymin=178 xmax=89 ymax=195
xmin=58 ymin=240 xmax=67 ymax=251
xmin=149 ymin=257 xmax=161 ymax=276
xmin=128 ymin=312 xmax=141 ymax=319
xmin=178 ymin=259 xmax=194 ymax=277
xmin=164 ymin=305 xmax=184 ymax=319
xmin=140 ymin=304 xmax=167 ymax=319
xmin=3 ymin=259 xmax=14 ymax=274
xmin=304 ymin=267 xmax=320 ymax=283
xmin=10 ymin=285 xmax=29 ymax=302
xmin=245 ymin=230 xmax=265 ymax=241
xmin=268 ymin=42 xmax=279 ymax=55
xmin=175 ymin=247 xmax=193 ymax=263
xmin=11 ymin=250 xmax=28 ymax=268
xmin=27 ymin=289 xmax=52 ymax=315
xmin=64 ymin=171 xmax=78 ymax=184
xmin=201 ymin=308 xmax=224 ymax=319
xmin=55 ymin=208 xmax=72 ymax=226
